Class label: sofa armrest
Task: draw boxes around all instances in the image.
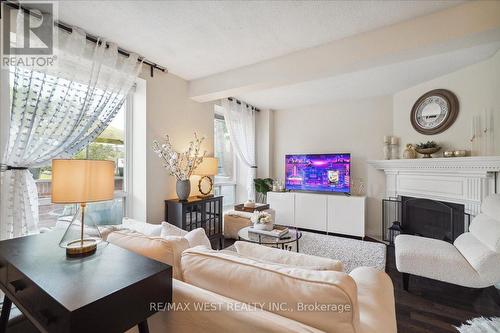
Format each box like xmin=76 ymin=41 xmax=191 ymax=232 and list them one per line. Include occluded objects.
xmin=349 ymin=267 xmax=397 ymax=333
xmin=126 ymin=279 xmax=324 ymax=333
xmin=234 ymin=241 xmax=344 ymax=271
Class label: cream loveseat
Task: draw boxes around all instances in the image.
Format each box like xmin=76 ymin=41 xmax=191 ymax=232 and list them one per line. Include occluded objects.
xmin=106 ymin=223 xmax=396 ymax=333
xmin=395 ymin=194 xmax=500 ymax=289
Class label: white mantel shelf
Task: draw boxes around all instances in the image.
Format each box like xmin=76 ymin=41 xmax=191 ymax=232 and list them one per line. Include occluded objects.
xmin=367 ymin=156 xmax=500 ymax=216
xmin=367 ymin=156 xmax=500 ymax=173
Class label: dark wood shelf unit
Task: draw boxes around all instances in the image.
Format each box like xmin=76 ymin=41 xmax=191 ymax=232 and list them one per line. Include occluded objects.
xmin=165 ymin=196 xmax=224 ymax=250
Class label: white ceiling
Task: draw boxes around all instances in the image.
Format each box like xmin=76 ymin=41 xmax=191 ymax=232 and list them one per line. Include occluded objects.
xmin=56 ymin=0 xmax=463 ymax=80
xmin=236 ymin=43 xmax=500 ymax=110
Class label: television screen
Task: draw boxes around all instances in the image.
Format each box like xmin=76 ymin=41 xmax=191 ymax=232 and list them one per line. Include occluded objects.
xmin=285 ymin=153 xmax=351 ymax=193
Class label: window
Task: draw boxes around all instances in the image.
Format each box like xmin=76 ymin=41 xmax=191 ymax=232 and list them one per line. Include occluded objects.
xmin=213 ymin=107 xmax=236 ymax=209
xmin=33 ymin=103 xmax=128 ymax=229
xmin=214 ymin=113 xmax=234 ymax=182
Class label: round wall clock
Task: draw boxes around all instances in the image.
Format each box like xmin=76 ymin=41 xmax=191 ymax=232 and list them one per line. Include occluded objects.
xmin=410 ymin=89 xmax=459 ymax=135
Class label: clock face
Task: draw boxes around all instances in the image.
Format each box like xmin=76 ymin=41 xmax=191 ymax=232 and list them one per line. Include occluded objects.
xmin=410 ymin=89 xmax=459 ymax=135
xmin=415 ymin=96 xmax=449 ymax=129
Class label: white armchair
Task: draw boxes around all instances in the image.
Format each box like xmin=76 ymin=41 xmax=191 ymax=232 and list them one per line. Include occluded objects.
xmin=395 ymin=194 xmax=500 ymax=290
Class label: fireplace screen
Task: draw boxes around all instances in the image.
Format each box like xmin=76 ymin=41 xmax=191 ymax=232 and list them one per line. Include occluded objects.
xmin=382 ymin=197 xmax=470 ymax=244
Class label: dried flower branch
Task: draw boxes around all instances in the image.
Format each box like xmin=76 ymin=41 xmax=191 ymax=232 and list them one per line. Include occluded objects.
xmin=152 ymin=132 xmax=206 ymax=180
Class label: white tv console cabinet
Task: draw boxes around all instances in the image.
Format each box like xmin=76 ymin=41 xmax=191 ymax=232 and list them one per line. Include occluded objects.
xmin=267 ymin=191 xmax=366 ymax=238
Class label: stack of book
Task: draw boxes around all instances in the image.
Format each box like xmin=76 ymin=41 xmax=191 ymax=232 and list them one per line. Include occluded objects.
xmin=248 ymin=225 xmax=289 ymax=238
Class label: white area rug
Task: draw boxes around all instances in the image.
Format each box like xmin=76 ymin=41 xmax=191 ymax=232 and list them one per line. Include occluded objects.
xmin=227 ymin=231 xmax=386 ymax=273
xmin=455 ymin=317 xmax=500 ymax=333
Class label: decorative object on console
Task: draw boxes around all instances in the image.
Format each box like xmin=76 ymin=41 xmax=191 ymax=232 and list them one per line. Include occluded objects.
xmin=193 ymin=157 xmax=218 ymax=197
xmin=410 ymin=89 xmax=459 ymax=135
xmin=403 ymin=144 xmax=417 ymax=159
xmin=52 ymin=159 xmax=114 ymax=257
xmin=250 ymin=211 xmax=274 ymax=231
xmin=415 ymin=141 xmax=441 ymax=158
xmin=454 ymin=150 xmax=467 ymax=157
xmin=351 ymin=178 xmax=366 ymax=196
xmin=152 ymin=132 xmax=206 ymax=200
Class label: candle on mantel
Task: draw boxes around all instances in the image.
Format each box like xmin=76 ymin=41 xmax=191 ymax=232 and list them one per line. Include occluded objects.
xmin=471 ymin=115 xmax=475 ymax=141
xmin=390 ymin=136 xmax=399 ymax=145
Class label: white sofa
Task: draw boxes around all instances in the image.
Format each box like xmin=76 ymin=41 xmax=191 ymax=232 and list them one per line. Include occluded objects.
xmin=105 ymin=223 xmax=396 ymax=333
xmin=395 ymin=194 xmax=500 ymax=289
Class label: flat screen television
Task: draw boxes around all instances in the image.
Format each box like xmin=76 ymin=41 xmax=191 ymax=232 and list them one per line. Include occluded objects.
xmin=285 ymin=153 xmax=351 ymax=194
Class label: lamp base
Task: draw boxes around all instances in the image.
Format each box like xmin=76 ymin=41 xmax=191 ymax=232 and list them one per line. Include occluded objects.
xmin=65 ymin=238 xmax=98 ymax=257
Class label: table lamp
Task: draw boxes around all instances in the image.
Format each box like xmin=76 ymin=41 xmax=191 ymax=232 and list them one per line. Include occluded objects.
xmin=193 ymin=157 xmax=218 ymax=197
xmin=52 ymin=159 xmax=115 ymax=257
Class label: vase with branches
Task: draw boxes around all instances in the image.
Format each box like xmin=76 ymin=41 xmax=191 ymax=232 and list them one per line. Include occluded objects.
xmin=152 ymin=132 xmax=206 ymax=200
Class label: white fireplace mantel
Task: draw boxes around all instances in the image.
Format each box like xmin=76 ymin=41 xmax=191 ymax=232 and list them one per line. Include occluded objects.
xmin=368 ymin=156 xmax=500 ymax=215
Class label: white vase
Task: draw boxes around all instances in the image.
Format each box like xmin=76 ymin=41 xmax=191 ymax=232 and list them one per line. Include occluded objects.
xmin=253 ymin=222 xmax=273 ymax=231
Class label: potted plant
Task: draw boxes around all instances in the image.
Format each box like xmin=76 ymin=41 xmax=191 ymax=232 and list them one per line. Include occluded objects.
xmin=152 ymin=133 xmax=206 ymax=200
xmin=254 ymin=178 xmax=274 ymax=203
xmin=415 ymin=141 xmax=441 ymax=158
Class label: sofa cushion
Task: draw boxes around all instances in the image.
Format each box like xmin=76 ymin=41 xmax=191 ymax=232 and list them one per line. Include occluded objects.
xmin=469 ymin=214 xmax=500 ymax=252
xmin=107 ymin=229 xmax=189 ymax=280
xmin=481 ymin=194 xmax=500 ymax=219
xmin=234 ymin=241 xmax=344 ymax=272
xmin=181 ymin=246 xmax=359 ymax=333
xmin=454 ymin=232 xmax=500 ymax=285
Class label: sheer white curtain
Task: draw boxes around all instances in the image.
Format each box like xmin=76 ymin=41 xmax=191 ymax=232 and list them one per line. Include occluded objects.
xmin=0 ymin=11 xmax=142 ymax=239
xmin=221 ymin=99 xmax=257 ymax=201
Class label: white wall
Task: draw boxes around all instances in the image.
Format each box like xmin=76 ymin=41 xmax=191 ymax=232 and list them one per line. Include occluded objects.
xmin=272 ymin=96 xmax=393 ymax=239
xmin=256 ymin=109 xmax=274 ymax=178
xmin=393 ymin=50 xmax=500 ymax=155
xmin=142 ymin=69 xmax=214 ymax=223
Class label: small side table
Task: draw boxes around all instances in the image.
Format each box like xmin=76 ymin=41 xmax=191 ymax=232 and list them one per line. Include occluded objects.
xmin=0 ymin=231 xmax=172 ymax=333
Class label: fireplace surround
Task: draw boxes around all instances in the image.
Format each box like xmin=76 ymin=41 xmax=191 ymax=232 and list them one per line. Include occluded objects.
xmin=370 ymin=156 xmax=500 ymax=242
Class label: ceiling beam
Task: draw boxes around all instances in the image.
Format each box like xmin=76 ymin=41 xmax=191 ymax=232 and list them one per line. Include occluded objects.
xmin=188 ymin=1 xmax=500 ymax=103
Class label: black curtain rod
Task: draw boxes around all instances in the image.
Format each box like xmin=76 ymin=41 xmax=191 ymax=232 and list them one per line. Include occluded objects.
xmin=227 ymin=97 xmax=260 ymax=112
xmin=3 ymin=1 xmax=167 ymax=77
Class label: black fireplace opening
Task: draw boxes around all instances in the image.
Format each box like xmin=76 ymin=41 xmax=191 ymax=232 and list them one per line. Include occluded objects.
xmin=383 ymin=197 xmax=468 ymax=244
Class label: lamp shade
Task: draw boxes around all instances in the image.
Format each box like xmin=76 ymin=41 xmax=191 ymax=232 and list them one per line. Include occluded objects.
xmin=51 ymin=160 xmax=115 ymax=204
xmin=193 ymin=157 xmax=218 ymax=176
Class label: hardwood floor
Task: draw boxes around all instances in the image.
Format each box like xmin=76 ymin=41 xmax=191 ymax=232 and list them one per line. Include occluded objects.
xmin=386 ymin=246 xmax=500 ymax=333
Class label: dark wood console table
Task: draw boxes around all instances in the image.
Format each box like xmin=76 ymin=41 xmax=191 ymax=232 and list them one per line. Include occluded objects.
xmin=165 ymin=196 xmax=224 ymax=250
xmin=0 ymin=231 xmax=172 ymax=333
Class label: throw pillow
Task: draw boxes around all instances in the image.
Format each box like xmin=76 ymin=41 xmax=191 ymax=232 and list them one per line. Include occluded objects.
xmin=161 ymin=221 xmax=189 ymax=237
xmin=184 ymin=228 xmax=212 ymax=249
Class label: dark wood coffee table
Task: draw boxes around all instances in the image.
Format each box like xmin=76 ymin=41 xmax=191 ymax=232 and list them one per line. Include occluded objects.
xmin=0 ymin=231 xmax=172 ymax=333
